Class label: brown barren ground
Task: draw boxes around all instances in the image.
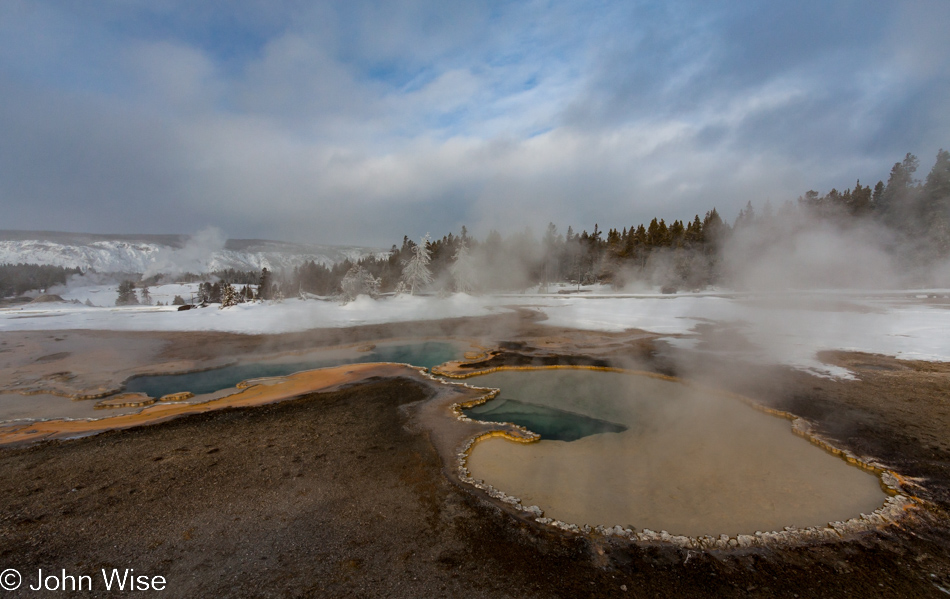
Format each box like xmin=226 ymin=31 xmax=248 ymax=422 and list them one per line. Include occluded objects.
xmin=1 ymin=318 xmax=950 ymax=597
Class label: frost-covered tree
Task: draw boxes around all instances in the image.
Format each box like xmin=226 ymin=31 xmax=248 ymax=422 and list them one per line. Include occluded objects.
xmin=340 ymin=265 xmax=381 ymax=302
xmin=401 ymin=234 xmax=433 ymax=295
xmin=220 ymin=283 xmax=238 ymax=309
xmin=450 ymin=239 xmax=477 ymax=294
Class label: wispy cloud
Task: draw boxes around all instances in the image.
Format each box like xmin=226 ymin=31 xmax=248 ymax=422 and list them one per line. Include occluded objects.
xmin=0 ymin=0 xmax=947 ymax=244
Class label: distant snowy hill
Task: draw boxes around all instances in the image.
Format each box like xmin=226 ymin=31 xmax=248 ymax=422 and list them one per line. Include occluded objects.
xmin=0 ymin=230 xmax=388 ymax=274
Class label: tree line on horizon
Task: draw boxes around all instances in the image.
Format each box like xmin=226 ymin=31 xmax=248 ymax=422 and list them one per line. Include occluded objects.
xmin=137 ymin=147 xmax=950 ymax=298
xmin=0 ymin=263 xmax=83 ymax=298
xmin=274 ymin=147 xmax=950 ymax=295
xmin=2 ymin=148 xmax=948 ymax=301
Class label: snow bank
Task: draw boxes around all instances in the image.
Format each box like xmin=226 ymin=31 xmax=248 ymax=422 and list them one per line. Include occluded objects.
xmin=2 ymin=289 xmax=949 ymax=377
xmin=535 ymin=293 xmax=950 ymax=376
xmin=0 ymin=293 xmax=499 ymax=335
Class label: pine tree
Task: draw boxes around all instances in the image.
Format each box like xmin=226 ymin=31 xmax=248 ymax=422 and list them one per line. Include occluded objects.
xmin=734 ymin=201 xmax=756 ymax=229
xmin=140 ymin=285 xmax=151 ymax=305
xmin=647 ymin=218 xmax=671 ymax=247
xmin=849 ymin=180 xmax=872 ymax=215
xmin=258 ymin=268 xmax=272 ymax=300
xmin=872 ymin=181 xmax=885 ymax=207
xmin=922 ymin=149 xmax=950 ymax=254
xmin=172 ymin=295 xmax=185 ymax=306
xmin=669 ymin=220 xmax=685 ymax=248
xmin=220 ymin=283 xmax=238 ymax=309
xmin=685 ymin=215 xmax=704 ymax=246
xmin=880 ymin=153 xmax=920 ymax=227
xmin=115 ymin=280 xmax=139 ymax=306
xmin=924 ymin=149 xmax=950 ymax=210
xmin=401 ymin=234 xmax=434 ymax=295
xmin=702 ymin=209 xmax=726 ymax=257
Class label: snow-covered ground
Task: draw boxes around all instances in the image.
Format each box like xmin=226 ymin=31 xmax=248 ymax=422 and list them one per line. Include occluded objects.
xmin=528 ymin=292 xmax=950 ymax=377
xmin=0 ymin=294 xmax=498 ymax=334
xmin=2 ymin=286 xmax=949 ymax=378
xmin=55 ymin=282 xmax=205 ymax=306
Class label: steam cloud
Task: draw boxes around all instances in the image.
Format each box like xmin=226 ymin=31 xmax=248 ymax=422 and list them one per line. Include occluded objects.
xmin=142 ymin=227 xmax=228 ymax=279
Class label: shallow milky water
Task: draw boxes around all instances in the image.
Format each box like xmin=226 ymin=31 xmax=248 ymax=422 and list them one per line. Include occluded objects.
xmin=0 ymin=392 xmax=146 ymax=421
xmin=464 ymin=370 xmax=886 ymax=537
xmin=124 ymin=341 xmax=460 ymax=398
xmin=0 ymin=341 xmax=461 ymax=423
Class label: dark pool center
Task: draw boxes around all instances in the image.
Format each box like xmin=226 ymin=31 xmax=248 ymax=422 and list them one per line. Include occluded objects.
xmin=464 ymin=398 xmax=628 ymax=441
xmin=124 ymin=341 xmax=460 ymax=398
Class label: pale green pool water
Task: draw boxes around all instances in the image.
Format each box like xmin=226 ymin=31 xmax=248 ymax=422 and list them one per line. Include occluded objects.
xmin=125 ymin=342 xmax=459 ymax=398
xmin=465 ymin=398 xmax=627 ymax=441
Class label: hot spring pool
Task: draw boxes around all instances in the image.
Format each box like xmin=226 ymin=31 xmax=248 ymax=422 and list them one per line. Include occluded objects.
xmin=124 ymin=341 xmax=460 ymax=398
xmin=463 ymin=369 xmax=886 ymax=537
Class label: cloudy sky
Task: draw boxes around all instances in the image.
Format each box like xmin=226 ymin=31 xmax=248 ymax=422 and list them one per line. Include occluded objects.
xmin=2 ymin=1 xmax=948 ymax=245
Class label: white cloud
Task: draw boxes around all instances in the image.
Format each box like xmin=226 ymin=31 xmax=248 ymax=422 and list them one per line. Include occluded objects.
xmin=0 ymin=1 xmax=948 ymax=245
xmin=125 ymin=41 xmax=219 ymax=110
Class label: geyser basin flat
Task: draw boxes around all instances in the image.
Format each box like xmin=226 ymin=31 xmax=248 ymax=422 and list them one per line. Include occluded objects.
xmin=463 ymin=370 xmax=887 ymax=538
xmin=124 ymin=341 xmax=459 ymax=398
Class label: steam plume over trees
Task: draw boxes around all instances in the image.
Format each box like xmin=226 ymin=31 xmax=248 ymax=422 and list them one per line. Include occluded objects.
xmin=34 ymin=147 xmax=944 ymax=303
xmin=450 ymin=239 xmax=476 ymax=294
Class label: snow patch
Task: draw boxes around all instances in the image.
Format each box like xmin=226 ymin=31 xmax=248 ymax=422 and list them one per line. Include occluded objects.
xmin=1 ymin=290 xmax=949 ymax=377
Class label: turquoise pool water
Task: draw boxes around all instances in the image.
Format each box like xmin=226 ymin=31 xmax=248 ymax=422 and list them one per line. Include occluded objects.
xmin=464 ymin=398 xmax=628 ymax=441
xmin=124 ymin=341 xmax=459 ymax=398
